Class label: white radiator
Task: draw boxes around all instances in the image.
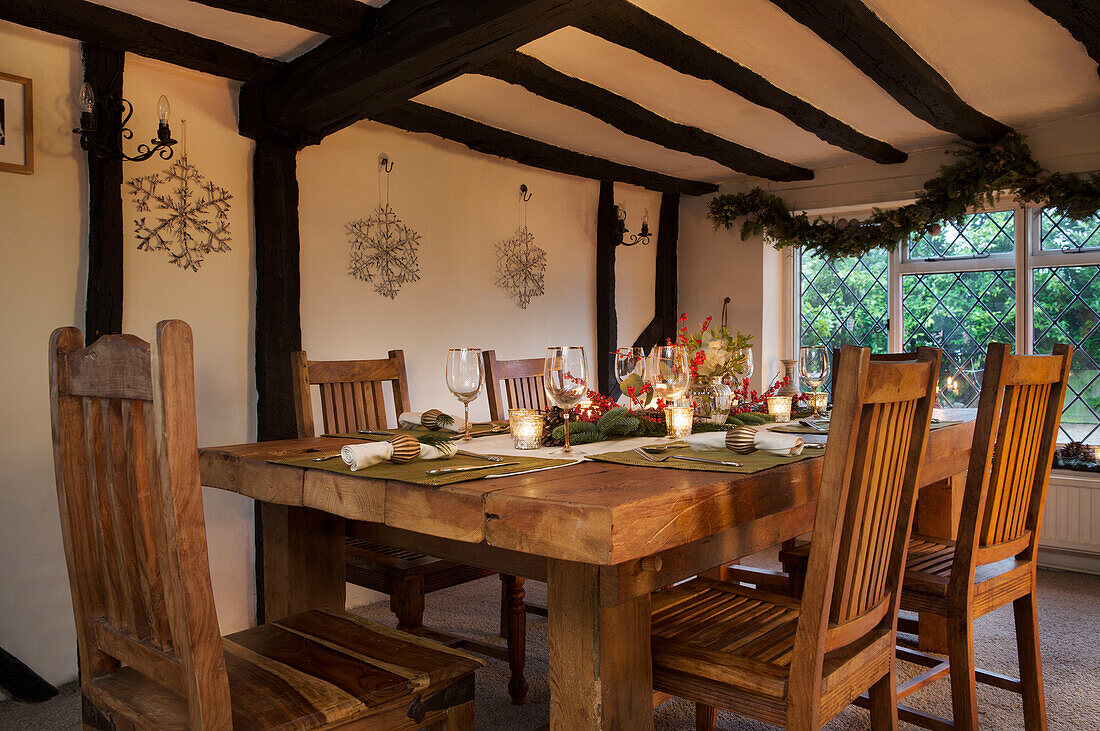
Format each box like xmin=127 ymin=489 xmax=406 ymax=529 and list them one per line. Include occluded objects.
xmin=1038 ymin=471 xmax=1100 ymax=575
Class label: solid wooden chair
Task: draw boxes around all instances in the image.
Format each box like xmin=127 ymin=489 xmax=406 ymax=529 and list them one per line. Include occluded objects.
xmin=482 ymin=349 xmax=549 ymax=420
xmin=651 ymin=345 xmax=941 ymax=730
xmin=780 ymin=342 xmax=1072 ymax=729
xmin=50 ymin=322 xmax=481 ymax=730
xmin=292 ymin=349 xmax=529 ymax=705
xmin=481 ymin=350 xmax=552 ymax=624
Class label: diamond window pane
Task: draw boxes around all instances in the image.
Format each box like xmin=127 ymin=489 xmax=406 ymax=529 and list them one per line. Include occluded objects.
xmin=1040 ymin=209 xmax=1100 ymax=252
xmin=903 ymin=270 xmax=1016 ymax=408
xmin=1034 ymin=265 xmax=1100 ymax=444
xmin=908 ymin=210 xmax=1014 ymax=259
xmin=800 ymin=249 xmax=888 ymax=393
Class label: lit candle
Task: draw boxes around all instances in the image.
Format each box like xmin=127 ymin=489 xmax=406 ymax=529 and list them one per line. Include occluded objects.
xmin=509 ymin=409 xmax=544 ymax=449
xmin=664 ymin=406 xmax=694 ymax=438
xmin=767 ymin=395 xmax=793 ymax=423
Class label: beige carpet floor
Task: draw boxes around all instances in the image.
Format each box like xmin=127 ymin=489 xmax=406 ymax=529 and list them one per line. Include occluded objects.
xmin=4 ymin=558 xmax=1097 ymax=730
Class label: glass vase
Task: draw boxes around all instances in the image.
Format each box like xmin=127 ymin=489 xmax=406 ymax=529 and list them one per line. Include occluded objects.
xmin=686 ymin=375 xmax=733 ymax=425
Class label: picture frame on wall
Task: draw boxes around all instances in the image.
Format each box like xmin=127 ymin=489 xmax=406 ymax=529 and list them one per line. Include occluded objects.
xmin=0 ymin=72 xmax=33 ymax=175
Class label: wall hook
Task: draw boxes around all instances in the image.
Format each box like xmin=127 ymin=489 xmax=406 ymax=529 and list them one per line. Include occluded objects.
xmin=519 ymin=184 xmax=532 ymax=202
xmin=378 ymin=153 xmax=394 ymax=173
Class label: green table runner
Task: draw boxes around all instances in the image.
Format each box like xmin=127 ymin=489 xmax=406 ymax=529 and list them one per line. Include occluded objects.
xmin=269 ymin=451 xmax=575 ymax=487
xmin=587 ymin=447 xmax=819 ymax=474
xmin=323 ymin=423 xmax=508 ymax=441
xmin=772 ymin=419 xmax=962 ymax=435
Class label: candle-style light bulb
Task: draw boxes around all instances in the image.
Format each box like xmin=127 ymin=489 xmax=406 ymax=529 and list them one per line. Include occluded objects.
xmin=79 ymin=82 xmax=95 ymax=113
xmin=157 ymin=95 xmax=171 ymax=125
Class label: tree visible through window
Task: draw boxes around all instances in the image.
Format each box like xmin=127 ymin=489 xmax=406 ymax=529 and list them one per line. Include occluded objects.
xmin=796 ymin=208 xmax=1100 ymax=444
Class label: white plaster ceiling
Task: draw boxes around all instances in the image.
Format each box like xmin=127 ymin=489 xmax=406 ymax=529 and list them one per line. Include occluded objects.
xmin=79 ymin=0 xmax=1100 ymax=183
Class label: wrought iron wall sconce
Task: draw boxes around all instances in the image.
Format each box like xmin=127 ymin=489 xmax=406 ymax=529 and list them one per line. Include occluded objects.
xmin=615 ymin=206 xmax=651 ymax=246
xmin=74 ymin=83 xmax=177 ymax=162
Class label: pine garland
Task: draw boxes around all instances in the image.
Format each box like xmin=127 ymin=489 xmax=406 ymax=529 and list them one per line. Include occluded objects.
xmin=708 ymin=131 xmax=1100 ymax=259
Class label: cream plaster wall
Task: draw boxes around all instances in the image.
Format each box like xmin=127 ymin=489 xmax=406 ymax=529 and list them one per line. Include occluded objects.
xmin=0 ymin=22 xmax=257 ymax=685
xmin=678 ymin=112 xmax=1100 ymax=389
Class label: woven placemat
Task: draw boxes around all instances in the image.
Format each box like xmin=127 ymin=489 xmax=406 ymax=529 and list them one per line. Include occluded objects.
xmin=586 ymin=446 xmax=819 ymax=474
xmin=269 ymin=451 xmax=575 ymax=487
xmin=771 ymin=419 xmax=962 ymax=435
xmin=323 ymin=422 xmax=509 ymax=441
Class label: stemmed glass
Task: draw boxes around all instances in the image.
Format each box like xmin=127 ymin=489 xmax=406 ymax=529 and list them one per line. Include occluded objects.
xmin=799 ymin=346 xmax=830 ymax=418
xmin=614 ymin=347 xmax=647 ymax=409
xmin=649 ymin=345 xmax=690 ymax=438
xmin=544 ymin=346 xmax=589 ymax=455
xmin=446 ymin=348 xmax=483 ymax=442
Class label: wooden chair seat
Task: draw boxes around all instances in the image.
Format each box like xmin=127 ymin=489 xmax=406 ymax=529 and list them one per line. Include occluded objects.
xmin=345 ymin=538 xmax=495 ymax=594
xmin=652 ymin=578 xmax=896 ymax=726
xmin=88 ymin=608 xmax=483 ymax=730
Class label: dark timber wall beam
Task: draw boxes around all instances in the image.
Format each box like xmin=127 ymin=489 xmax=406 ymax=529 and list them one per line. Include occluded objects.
xmin=574 ymin=1 xmax=907 ymax=165
xmin=770 ymin=0 xmax=1010 ymax=142
xmin=633 ymin=192 xmax=679 ymax=350
xmin=253 ymin=139 xmax=303 ymax=443
xmin=83 ymin=43 xmax=125 ymax=344
xmin=239 ymin=0 xmax=605 ymax=142
xmin=189 ymin=0 xmax=377 ymax=37
xmin=596 ymin=181 xmax=619 ymax=399
xmin=1027 ymin=0 xmax=1100 ymax=79
xmin=0 ymin=0 xmax=283 ymax=83
xmin=477 ymin=52 xmax=813 ymax=182
xmin=371 ymin=102 xmax=717 ymax=196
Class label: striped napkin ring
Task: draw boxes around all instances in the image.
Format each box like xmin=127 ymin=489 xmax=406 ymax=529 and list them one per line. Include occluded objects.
xmin=725 ymin=425 xmax=758 ymax=454
xmin=421 ymin=409 xmax=448 ymax=430
xmin=387 ymin=434 xmax=421 ymax=463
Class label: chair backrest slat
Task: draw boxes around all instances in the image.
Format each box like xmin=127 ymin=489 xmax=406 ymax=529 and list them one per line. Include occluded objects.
xmin=789 ymin=345 xmax=940 ymax=713
xmin=949 ymin=343 xmax=1072 ymax=588
xmin=292 ymin=350 xmax=411 ymax=437
xmin=50 ymin=322 xmax=231 ymax=726
xmin=483 ymin=350 xmax=548 ymax=420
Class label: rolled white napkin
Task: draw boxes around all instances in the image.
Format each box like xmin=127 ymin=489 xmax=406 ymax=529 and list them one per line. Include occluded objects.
xmin=341 ymin=440 xmax=457 ymax=471
xmin=399 ymin=411 xmax=463 ymax=433
xmin=342 ymin=441 xmax=392 ymax=470
xmin=683 ymin=430 xmax=805 ymax=457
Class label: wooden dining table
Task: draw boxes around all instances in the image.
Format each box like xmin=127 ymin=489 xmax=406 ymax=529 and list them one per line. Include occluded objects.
xmin=199 ymin=418 xmax=974 ymax=730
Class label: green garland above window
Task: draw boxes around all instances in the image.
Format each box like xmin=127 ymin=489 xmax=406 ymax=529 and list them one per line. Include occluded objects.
xmin=707 ymin=131 xmax=1100 ymax=259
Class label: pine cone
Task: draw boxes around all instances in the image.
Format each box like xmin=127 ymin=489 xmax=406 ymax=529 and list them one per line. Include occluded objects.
xmin=1057 ymin=441 xmax=1094 ymax=462
xmin=542 ymin=407 xmax=565 ymax=446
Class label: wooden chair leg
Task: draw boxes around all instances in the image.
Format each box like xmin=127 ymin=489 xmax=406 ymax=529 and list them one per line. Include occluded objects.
xmin=1014 ymin=589 xmax=1048 ymax=730
xmin=502 ymin=574 xmax=528 ymax=705
xmin=947 ymin=614 xmax=980 ymax=731
xmin=868 ymin=667 xmax=899 ymax=731
xmin=695 ymin=703 xmax=717 ymax=731
xmin=391 ymin=575 xmax=425 ymax=633
xmin=499 ymin=574 xmax=508 ymax=639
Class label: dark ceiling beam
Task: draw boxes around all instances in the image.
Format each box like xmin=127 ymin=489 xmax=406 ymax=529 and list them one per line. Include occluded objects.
xmin=770 ymin=0 xmax=1010 ymax=142
xmin=1027 ymin=0 xmax=1100 ymax=79
xmin=477 ymin=52 xmax=813 ymax=182
xmin=0 ymin=0 xmax=283 ymax=83
xmin=188 ymin=0 xmax=377 ymax=37
xmin=370 ymin=102 xmax=718 ymax=196
xmin=242 ymin=0 xmax=605 ymax=143
xmin=574 ymin=1 xmax=907 ymax=165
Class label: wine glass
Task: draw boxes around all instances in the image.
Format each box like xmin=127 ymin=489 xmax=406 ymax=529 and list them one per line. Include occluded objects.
xmin=446 ymin=348 xmax=483 ymax=442
xmin=614 ymin=347 xmax=647 ymax=409
xmin=544 ymin=347 xmax=589 ymax=455
xmin=799 ymin=346 xmax=830 ymax=418
xmin=649 ymin=344 xmax=690 ymax=420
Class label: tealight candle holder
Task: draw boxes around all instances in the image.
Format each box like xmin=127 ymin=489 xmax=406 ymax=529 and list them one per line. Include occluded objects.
xmin=767 ymin=395 xmax=793 ymax=423
xmin=664 ymin=406 xmax=694 ymax=438
xmin=509 ymin=409 xmax=544 ymax=449
xmin=808 ymin=392 xmax=828 ymax=416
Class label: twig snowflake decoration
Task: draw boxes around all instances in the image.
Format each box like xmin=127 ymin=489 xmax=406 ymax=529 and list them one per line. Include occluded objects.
xmin=127 ymin=156 xmax=232 ymax=272
xmin=347 ymin=203 xmax=422 ymax=299
xmin=495 ymin=226 xmax=546 ymax=309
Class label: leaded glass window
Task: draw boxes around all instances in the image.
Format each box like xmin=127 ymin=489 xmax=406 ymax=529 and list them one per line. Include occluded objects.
xmin=1041 ymin=209 xmax=1100 ymax=252
xmin=908 ymin=210 xmax=1014 ymax=259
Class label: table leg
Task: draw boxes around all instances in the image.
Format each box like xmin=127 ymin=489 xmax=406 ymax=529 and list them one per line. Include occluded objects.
xmin=547 ymin=559 xmax=653 ymax=730
xmin=261 ymin=503 xmax=346 ymax=621
xmin=915 ymin=472 xmax=965 ymax=653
